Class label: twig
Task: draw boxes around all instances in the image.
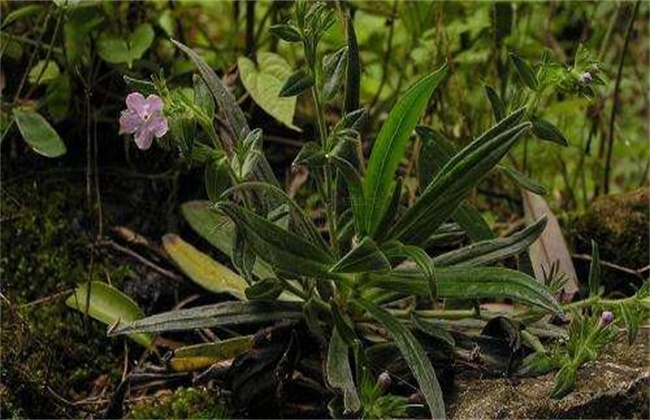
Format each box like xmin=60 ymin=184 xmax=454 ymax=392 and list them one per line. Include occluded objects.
xmin=603 ymin=1 xmax=640 ymax=194
xmin=20 ymin=289 xmax=74 ymax=308
xmin=98 ymin=240 xmax=183 ymax=282
xmin=571 ymin=253 xmax=645 ymax=280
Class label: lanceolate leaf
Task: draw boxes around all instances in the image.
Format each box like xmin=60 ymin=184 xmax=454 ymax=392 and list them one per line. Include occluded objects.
xmin=279 ymin=67 xmax=314 ymax=98
xmin=344 ymin=13 xmax=360 ymax=114
xmin=531 ymin=117 xmax=569 ymax=146
xmin=330 ymin=236 xmax=390 ymax=273
xmin=364 ymin=64 xmax=448 ymax=237
xmin=323 ymin=46 xmax=348 ymax=101
xmin=329 ymin=155 xmax=366 ymax=236
xmin=453 ymin=202 xmax=495 ymax=242
xmin=485 ymin=85 xmax=506 ymax=121
xmin=181 ymin=201 xmax=275 ymax=279
xmin=509 ymin=51 xmax=538 ymax=91
xmin=170 ymin=336 xmax=254 ymax=371
xmin=390 ymin=120 xmax=531 ymax=245
xmin=355 ymin=298 xmax=446 ymax=419
xmin=366 ymin=267 xmax=561 ymax=313
xmin=172 ymin=40 xmax=249 ymax=141
xmin=326 ymin=329 xmax=361 ymax=413
xmin=66 ymin=282 xmax=152 ymax=347
xmin=217 ymin=202 xmax=337 ymax=278
xmin=432 ymin=216 xmax=548 ymax=267
xmin=500 ymin=165 xmax=548 ymax=196
xmin=111 ymin=301 xmax=303 ymax=335
xmin=162 ymin=234 xmax=248 ymax=300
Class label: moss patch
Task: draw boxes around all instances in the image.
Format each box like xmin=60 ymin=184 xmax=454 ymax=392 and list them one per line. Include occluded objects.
xmin=127 ymin=387 xmax=230 ymax=419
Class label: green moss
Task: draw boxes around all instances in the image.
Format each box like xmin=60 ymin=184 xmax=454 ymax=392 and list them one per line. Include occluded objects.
xmin=127 ymin=387 xmax=230 ymax=419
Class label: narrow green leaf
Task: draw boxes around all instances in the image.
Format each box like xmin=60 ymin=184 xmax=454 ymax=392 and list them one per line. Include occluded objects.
xmin=330 ymin=300 xmax=358 ymax=346
xmin=344 ymin=13 xmax=361 ymax=114
xmin=66 ymin=282 xmax=152 ymax=347
xmin=217 ymin=202 xmax=336 ymax=278
xmin=245 ymin=278 xmax=283 ymax=301
xmin=411 ymin=313 xmax=455 ymax=347
xmin=170 ymin=336 xmax=254 ymax=371
xmin=356 ymin=298 xmax=446 ymax=419
xmin=279 ymin=67 xmax=314 ymax=97
xmin=373 ymin=178 xmax=404 ymax=242
xmin=162 ymin=234 xmax=248 ymax=300
xmin=204 ymin=157 xmax=231 ymax=202
xmin=588 ymin=240 xmax=600 ymax=297
xmin=326 ymin=329 xmax=361 ymax=413
xmin=2 ymin=4 xmax=44 ymax=28
xmin=13 ymin=108 xmax=66 ymax=157
xmin=194 ymin=74 xmax=215 ymax=120
xmin=173 ymin=40 xmax=249 ymax=141
xmin=499 ymin=165 xmax=548 ymax=196
xmin=181 ymin=201 xmax=276 ymax=280
xmin=269 ymin=24 xmax=302 ymax=42
xmin=432 ymin=216 xmax=548 ymax=267
xmin=509 ymin=51 xmax=538 ymax=91
xmin=323 ymin=46 xmax=348 ymax=101
xmin=111 ymin=301 xmax=303 ymax=335
xmin=391 ymin=121 xmax=531 ymax=245
xmin=330 ymin=236 xmax=390 ymax=273
xmin=484 ymin=85 xmax=505 ymax=121
xmin=619 ymin=302 xmax=639 ymax=345
xmin=366 ymin=266 xmax=561 ymax=313
xmin=329 ymin=155 xmax=366 ymax=236
xmin=293 ymin=142 xmax=327 ymax=167
xmin=364 ymin=63 xmax=448 ymax=236
xmin=532 ymin=117 xmax=569 ymax=146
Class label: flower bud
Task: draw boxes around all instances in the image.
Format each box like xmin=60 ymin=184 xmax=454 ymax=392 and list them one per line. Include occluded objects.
xmin=599 ymin=310 xmax=614 ymax=327
xmin=377 ymin=371 xmax=391 ymax=393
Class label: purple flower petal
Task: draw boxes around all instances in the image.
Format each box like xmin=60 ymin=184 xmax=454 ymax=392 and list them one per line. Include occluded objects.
xmin=146 ymin=115 xmax=169 ymax=138
xmin=134 ymin=128 xmax=155 ymax=150
xmin=145 ymin=94 xmax=164 ymax=113
xmin=119 ymin=110 xmax=141 ymax=134
xmin=126 ymin=92 xmax=147 ymax=117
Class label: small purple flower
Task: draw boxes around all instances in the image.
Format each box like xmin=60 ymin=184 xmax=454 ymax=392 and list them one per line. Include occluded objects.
xmin=377 ymin=371 xmax=391 ymax=393
xmin=599 ymin=310 xmax=614 ymax=327
xmin=579 ymin=72 xmax=593 ymax=85
xmin=119 ymin=92 xmax=169 ymax=150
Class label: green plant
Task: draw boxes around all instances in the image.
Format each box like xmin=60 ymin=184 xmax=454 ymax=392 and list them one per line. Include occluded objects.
xmin=102 ymin=2 xmax=570 ymax=417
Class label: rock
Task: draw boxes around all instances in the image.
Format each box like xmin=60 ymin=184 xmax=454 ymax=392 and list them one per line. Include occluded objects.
xmin=448 ymin=330 xmax=650 ymax=419
xmin=572 ymin=188 xmax=649 ymax=293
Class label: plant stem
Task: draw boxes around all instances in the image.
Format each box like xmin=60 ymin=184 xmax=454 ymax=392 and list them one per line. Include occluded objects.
xmin=603 ymin=1 xmax=640 ymax=195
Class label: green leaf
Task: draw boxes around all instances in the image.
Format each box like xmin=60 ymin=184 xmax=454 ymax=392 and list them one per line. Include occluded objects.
xmin=364 ymin=63 xmax=448 ymax=236
xmin=619 ymin=302 xmax=639 ymax=345
xmin=216 ymin=202 xmax=336 ymax=279
xmin=245 ymin=278 xmax=284 ymax=301
xmin=46 ymin=75 xmax=71 ymax=121
xmin=588 ymin=240 xmax=600 ymax=297
xmin=2 ymin=4 xmax=44 ymax=28
xmin=484 ymin=85 xmax=505 ymax=121
xmin=28 ymin=60 xmax=60 ymax=85
xmin=344 ymin=14 xmax=361 ymax=114
xmin=111 ymin=301 xmax=303 ymax=335
xmin=170 ymin=335 xmax=254 ymax=371
xmin=162 ymin=234 xmax=248 ymax=300
xmin=509 ymin=51 xmax=538 ymax=91
xmin=97 ymin=23 xmax=154 ymax=67
xmin=330 ymin=300 xmax=358 ymax=346
xmin=293 ymin=142 xmax=327 ymax=167
xmin=194 ymin=74 xmax=215 ymax=120
xmin=367 ymin=266 xmax=561 ymax=313
xmin=239 ymin=52 xmax=300 ymax=130
xmin=64 ymin=12 xmax=103 ymax=64
xmin=452 ymin=202 xmax=495 ymax=242
xmin=329 ymin=155 xmax=366 ymax=236
xmin=391 ymin=119 xmax=531 ymax=245
xmin=326 ymin=329 xmax=361 ymax=413
xmin=499 ymin=165 xmax=548 ymax=196
xmin=373 ymin=178 xmax=403 ymax=242
xmin=173 ymin=40 xmax=250 ymax=142
xmin=531 ymin=117 xmax=569 ymax=146
xmin=331 ymin=236 xmax=390 ymax=273
xmin=279 ymin=67 xmax=314 ymax=97
xmin=355 ymin=298 xmax=446 ymax=419
xmin=432 ymin=216 xmax=548 ymax=267
xmin=12 ymin=108 xmax=66 ymax=157
xmin=411 ymin=313 xmax=455 ymax=347
xmin=323 ymin=46 xmax=348 ymax=101
xmin=181 ymin=201 xmax=276 ymax=280
xmin=269 ymin=24 xmax=302 ymax=42
xmin=550 ymin=364 xmax=577 ymax=399
xmin=66 ymin=281 xmax=152 ymax=347
xmin=204 ymin=157 xmax=231 ymax=202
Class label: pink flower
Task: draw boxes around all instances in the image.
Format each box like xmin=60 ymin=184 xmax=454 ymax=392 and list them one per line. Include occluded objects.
xmin=119 ymin=92 xmax=169 ymax=150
